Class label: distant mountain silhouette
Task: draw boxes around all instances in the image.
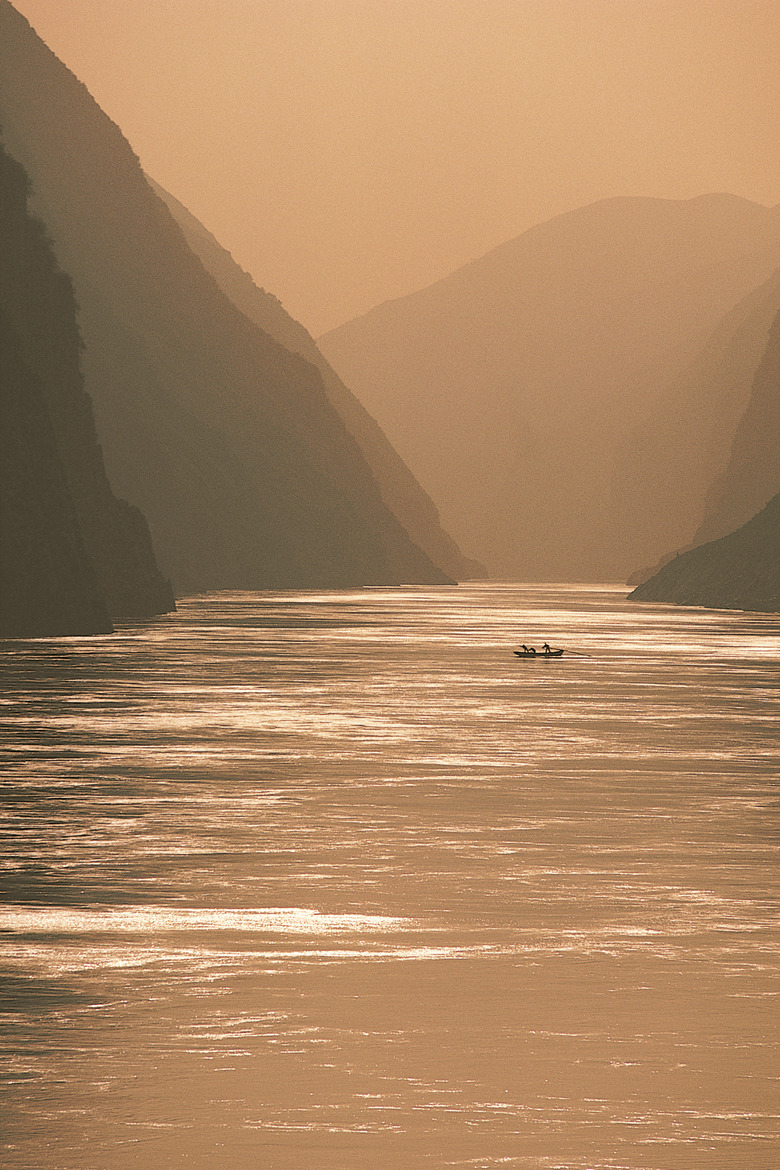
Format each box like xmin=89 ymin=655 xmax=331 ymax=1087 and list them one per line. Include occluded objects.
xmin=614 ymin=270 xmax=780 ymax=581
xmin=0 ymin=139 xmax=172 ymax=636
xmin=148 ymin=179 xmax=481 ymax=582
xmin=628 ymin=493 xmax=780 ymax=613
xmin=692 ymin=300 xmax=780 ymax=547
xmin=0 ymin=1 xmax=451 ymax=593
xmin=319 ymin=196 xmax=780 ymax=582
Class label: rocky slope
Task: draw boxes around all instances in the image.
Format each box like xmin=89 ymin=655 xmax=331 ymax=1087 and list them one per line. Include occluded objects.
xmin=628 ymin=494 xmax=780 ymax=613
xmin=0 ymin=1 xmax=451 ymax=593
xmin=319 ymin=195 xmax=780 ymax=582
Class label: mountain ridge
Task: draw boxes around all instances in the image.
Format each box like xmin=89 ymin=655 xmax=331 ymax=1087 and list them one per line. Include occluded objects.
xmin=319 ymin=193 xmax=780 ymax=581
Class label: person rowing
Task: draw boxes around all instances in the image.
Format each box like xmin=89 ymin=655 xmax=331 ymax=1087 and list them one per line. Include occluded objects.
xmin=515 ymin=643 xmax=564 ymax=658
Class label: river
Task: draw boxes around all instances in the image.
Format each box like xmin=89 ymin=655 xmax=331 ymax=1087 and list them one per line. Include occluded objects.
xmin=1 ymin=584 xmax=778 ymax=1168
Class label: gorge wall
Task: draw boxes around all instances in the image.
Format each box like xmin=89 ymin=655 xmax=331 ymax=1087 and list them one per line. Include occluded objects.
xmin=148 ymin=179 xmax=480 ymax=582
xmin=1 ymin=139 xmax=171 ymax=636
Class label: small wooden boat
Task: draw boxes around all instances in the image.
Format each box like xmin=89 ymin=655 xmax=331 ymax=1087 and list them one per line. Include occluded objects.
xmin=514 ymin=648 xmax=564 ymax=658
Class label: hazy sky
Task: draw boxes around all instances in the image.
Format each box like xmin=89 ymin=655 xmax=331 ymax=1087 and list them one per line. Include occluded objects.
xmin=11 ymin=0 xmax=780 ymax=335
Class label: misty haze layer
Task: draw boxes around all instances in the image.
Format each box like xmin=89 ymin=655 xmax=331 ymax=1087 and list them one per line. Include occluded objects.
xmin=320 ymin=196 xmax=780 ymax=583
xmin=627 ymin=290 xmax=779 ymax=612
xmin=0 ymin=138 xmax=173 ymax=637
xmin=693 ymin=299 xmax=780 ymax=547
xmin=616 ymin=271 xmax=780 ymax=578
xmin=8 ymin=0 xmax=779 ymax=336
xmin=0 ymin=2 xmax=453 ymax=594
xmin=148 ymin=179 xmax=481 ymax=583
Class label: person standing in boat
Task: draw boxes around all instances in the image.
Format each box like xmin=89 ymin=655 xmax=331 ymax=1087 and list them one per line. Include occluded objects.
xmin=542 ymin=643 xmax=552 ymax=655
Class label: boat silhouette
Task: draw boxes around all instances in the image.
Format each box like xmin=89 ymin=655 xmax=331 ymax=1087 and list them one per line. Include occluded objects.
xmin=514 ymin=647 xmax=564 ymax=658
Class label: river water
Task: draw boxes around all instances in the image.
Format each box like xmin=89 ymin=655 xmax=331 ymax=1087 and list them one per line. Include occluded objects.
xmin=1 ymin=584 xmax=778 ymax=1169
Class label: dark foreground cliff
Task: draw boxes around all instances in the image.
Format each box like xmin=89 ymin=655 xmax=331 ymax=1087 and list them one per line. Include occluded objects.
xmin=0 ymin=2 xmax=451 ymax=593
xmin=0 ymin=308 xmax=111 ymax=637
xmin=0 ymin=138 xmax=173 ymax=636
xmin=628 ymin=494 xmax=780 ymax=613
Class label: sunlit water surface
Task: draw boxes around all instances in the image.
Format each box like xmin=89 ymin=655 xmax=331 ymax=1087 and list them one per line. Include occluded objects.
xmin=1 ymin=584 xmax=778 ymax=1169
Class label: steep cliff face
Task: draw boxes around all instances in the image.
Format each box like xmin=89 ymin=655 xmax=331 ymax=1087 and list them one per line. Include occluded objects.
xmin=1 ymin=140 xmax=167 ymax=636
xmin=0 ymin=313 xmax=111 ymax=638
xmin=148 ymin=179 xmax=482 ymax=582
xmin=0 ymin=2 xmax=451 ymax=593
xmin=0 ymin=137 xmax=174 ymax=624
xmin=628 ymin=494 xmax=780 ymax=613
xmin=319 ymin=195 xmax=780 ymax=582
